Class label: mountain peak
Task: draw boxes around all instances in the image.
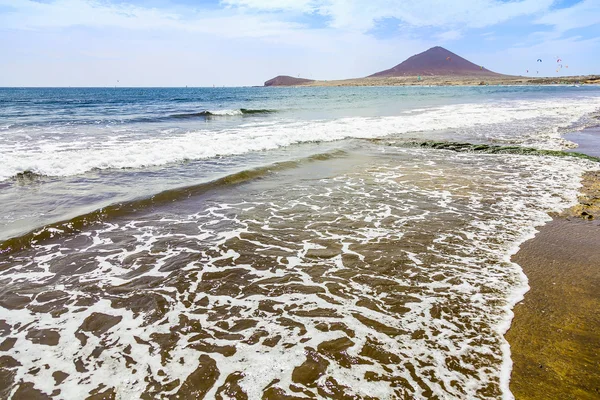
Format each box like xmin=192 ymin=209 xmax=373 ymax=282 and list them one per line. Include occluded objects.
xmin=369 ymin=46 xmax=500 ymax=77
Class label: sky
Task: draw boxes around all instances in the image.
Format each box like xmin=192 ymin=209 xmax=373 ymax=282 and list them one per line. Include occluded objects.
xmin=0 ymin=0 xmax=599 ymax=86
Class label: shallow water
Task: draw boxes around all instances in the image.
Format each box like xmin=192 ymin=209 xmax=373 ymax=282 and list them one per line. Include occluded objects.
xmin=565 ymin=126 xmax=600 ymax=158
xmin=1 ymin=86 xmax=600 ymax=399
xmin=1 ymin=144 xmax=597 ymax=399
xmin=2 ymin=86 xmax=600 ymax=240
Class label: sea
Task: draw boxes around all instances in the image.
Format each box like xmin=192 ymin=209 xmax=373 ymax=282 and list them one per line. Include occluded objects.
xmin=1 ymin=86 xmax=599 ymax=399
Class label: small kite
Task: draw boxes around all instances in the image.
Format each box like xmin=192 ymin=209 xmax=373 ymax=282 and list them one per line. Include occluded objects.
xmin=557 ymin=59 xmax=562 ymax=62
xmin=537 ymin=59 xmax=542 ymax=62
xmin=446 ymin=56 xmax=451 ymax=61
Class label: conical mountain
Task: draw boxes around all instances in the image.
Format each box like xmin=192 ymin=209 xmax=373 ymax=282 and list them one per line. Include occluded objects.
xmin=369 ymin=46 xmax=500 ymax=77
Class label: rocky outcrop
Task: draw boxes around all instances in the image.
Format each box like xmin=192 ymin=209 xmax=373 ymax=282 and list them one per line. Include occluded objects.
xmin=264 ymin=75 xmax=314 ymax=86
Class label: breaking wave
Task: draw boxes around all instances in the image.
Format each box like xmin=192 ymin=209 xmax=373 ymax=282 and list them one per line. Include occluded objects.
xmin=1 ymin=97 xmax=599 ymax=182
xmin=0 ymin=150 xmax=347 ymax=254
xmin=170 ymin=108 xmax=276 ymax=118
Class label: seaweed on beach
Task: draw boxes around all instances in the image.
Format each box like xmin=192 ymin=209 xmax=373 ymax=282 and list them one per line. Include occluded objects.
xmin=0 ymin=150 xmax=348 ymax=256
xmin=11 ymin=170 xmax=46 ymax=183
xmin=384 ymin=140 xmax=600 ymax=163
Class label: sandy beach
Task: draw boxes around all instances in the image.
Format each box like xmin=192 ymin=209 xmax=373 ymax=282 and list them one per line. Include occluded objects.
xmin=507 ymin=168 xmax=600 ymax=399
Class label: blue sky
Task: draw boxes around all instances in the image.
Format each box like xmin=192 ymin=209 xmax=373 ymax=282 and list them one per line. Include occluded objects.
xmin=0 ymin=0 xmax=598 ymax=86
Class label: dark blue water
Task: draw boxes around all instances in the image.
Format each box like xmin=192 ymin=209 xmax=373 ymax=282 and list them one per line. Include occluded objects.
xmin=2 ymin=85 xmax=597 ymax=127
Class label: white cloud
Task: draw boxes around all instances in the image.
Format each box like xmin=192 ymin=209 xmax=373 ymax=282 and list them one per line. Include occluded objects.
xmin=469 ymin=34 xmax=600 ymax=76
xmin=535 ymin=0 xmax=600 ymax=33
xmin=223 ymin=0 xmax=556 ymax=31
xmin=436 ymin=30 xmax=463 ymax=42
xmin=1 ymin=0 xmax=557 ymax=35
xmin=0 ymin=0 xmax=179 ymax=30
xmin=508 ymin=0 xmax=600 ymax=59
xmin=221 ymin=0 xmax=318 ymax=13
xmin=0 ymin=0 xmax=302 ymax=38
xmin=0 ymin=0 xmax=436 ymax=85
xmin=0 ymin=0 xmax=597 ymax=85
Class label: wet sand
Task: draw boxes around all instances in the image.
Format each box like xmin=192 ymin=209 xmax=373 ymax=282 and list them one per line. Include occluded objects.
xmin=1 ymin=145 xmax=589 ymax=399
xmin=507 ymin=170 xmax=600 ymax=399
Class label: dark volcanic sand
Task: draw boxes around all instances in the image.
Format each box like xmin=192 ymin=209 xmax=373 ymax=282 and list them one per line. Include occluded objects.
xmin=507 ymin=170 xmax=600 ymax=399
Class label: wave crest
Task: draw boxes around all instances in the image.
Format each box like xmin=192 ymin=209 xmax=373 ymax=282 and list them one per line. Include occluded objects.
xmin=170 ymin=109 xmax=275 ymax=119
xmin=2 ymin=98 xmax=600 ymax=181
xmin=0 ymin=150 xmax=347 ymax=253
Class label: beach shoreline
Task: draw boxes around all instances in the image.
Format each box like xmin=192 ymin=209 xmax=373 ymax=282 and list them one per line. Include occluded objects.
xmin=280 ymin=75 xmax=600 ymax=87
xmin=1 ymin=86 xmax=600 ymax=398
xmin=507 ymin=168 xmax=600 ymax=399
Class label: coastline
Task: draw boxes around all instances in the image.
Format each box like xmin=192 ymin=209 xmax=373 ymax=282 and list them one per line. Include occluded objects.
xmin=506 ymin=167 xmax=600 ymax=399
xmin=275 ymin=75 xmax=599 ymax=87
xmin=2 ymin=87 xmax=600 ymax=398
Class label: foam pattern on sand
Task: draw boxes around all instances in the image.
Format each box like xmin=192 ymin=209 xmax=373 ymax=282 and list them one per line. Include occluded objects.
xmin=1 ymin=97 xmax=599 ymax=181
xmin=0 ymin=148 xmax=596 ymax=399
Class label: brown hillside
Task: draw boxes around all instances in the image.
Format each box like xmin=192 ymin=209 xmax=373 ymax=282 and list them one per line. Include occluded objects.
xmin=264 ymin=76 xmax=314 ymax=86
xmin=369 ymin=46 xmax=501 ymax=77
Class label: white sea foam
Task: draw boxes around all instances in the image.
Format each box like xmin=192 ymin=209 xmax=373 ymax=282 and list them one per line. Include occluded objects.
xmin=209 ymin=109 xmax=244 ymax=116
xmin=1 ymin=97 xmax=599 ymax=181
xmin=1 ymin=148 xmax=596 ymax=399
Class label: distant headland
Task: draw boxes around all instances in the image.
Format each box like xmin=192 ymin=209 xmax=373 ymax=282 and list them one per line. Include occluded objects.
xmin=264 ymin=76 xmax=315 ymax=86
xmin=264 ymin=46 xmax=599 ymax=87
